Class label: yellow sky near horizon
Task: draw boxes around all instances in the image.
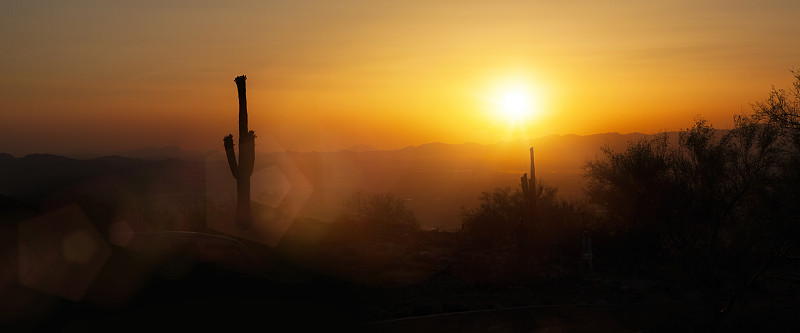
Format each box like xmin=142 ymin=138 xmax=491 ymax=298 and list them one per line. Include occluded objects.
xmin=2 ymin=0 xmax=800 ymax=155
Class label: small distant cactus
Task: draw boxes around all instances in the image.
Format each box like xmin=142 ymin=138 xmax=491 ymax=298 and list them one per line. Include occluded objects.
xmin=521 ymin=147 xmax=537 ymax=221
xmin=224 ymin=75 xmax=255 ymax=229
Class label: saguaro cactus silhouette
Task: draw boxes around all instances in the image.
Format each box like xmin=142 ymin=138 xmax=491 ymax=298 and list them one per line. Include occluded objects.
xmin=520 ymin=147 xmax=537 ymax=218
xmin=223 ymin=75 xmax=255 ymax=229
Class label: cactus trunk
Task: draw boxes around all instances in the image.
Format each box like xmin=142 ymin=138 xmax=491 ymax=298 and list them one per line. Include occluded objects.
xmin=223 ymin=75 xmax=255 ymax=229
xmin=528 ymin=147 xmax=536 ymax=209
xmin=521 ymin=147 xmax=537 ymax=224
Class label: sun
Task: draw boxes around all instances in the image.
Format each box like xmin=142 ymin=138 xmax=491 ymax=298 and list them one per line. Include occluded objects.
xmin=489 ymin=82 xmax=542 ymax=125
xmin=498 ymin=89 xmax=531 ymax=122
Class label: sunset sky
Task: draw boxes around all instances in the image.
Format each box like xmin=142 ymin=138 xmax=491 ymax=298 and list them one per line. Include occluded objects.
xmin=2 ymin=0 xmax=800 ymax=156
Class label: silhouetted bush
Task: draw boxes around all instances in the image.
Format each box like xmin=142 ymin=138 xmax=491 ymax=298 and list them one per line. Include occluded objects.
xmin=584 ymin=117 xmax=788 ymax=254
xmin=335 ymin=192 xmax=419 ymax=232
xmin=460 ymin=182 xmax=590 ymax=252
xmin=460 ymin=186 xmax=525 ymax=247
xmin=583 ymin=134 xmax=677 ymax=245
xmin=754 ymin=68 xmax=800 ymax=143
xmin=582 ymin=74 xmax=800 ymax=324
xmin=753 ymin=68 xmax=800 ymax=250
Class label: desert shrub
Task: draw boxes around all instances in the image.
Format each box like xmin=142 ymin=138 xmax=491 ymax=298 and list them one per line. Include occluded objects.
xmin=460 ymin=186 xmax=525 ymax=247
xmin=584 ymin=117 xmax=788 ymax=254
xmin=336 ymin=192 xmax=419 ymax=232
xmin=460 ymin=183 xmax=591 ymax=252
xmin=583 ymin=111 xmax=792 ymax=324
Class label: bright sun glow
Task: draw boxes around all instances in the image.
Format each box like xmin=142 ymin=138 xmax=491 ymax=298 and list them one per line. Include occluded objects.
xmin=499 ymin=89 xmax=531 ymax=121
xmin=488 ymin=80 xmax=543 ymax=125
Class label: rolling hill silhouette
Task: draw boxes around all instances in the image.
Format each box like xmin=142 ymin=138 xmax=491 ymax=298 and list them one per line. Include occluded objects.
xmin=1 ymin=132 xmax=674 ymax=229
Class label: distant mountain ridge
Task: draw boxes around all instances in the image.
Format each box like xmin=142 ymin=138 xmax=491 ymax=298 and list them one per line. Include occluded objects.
xmin=0 ymin=153 xmax=155 ymax=208
xmin=343 ymin=144 xmax=379 ymax=152
xmin=0 ymin=132 xmax=678 ymax=229
xmin=3 ymin=132 xmax=665 ymax=161
xmin=64 ymin=145 xmax=216 ymax=161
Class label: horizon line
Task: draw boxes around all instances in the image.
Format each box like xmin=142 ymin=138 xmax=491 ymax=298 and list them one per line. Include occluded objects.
xmin=1 ymin=130 xmax=704 ymax=159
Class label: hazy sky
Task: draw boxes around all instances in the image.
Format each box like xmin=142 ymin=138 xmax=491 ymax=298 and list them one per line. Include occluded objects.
xmin=2 ymin=0 xmax=800 ymax=155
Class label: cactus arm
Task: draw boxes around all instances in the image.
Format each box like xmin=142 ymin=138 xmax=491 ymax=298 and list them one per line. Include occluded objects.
xmin=223 ymin=134 xmax=238 ymax=179
xmin=520 ymin=173 xmax=529 ymax=198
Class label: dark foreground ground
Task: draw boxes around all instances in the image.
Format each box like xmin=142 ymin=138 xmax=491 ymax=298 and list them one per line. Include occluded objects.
xmin=4 ymin=225 xmax=799 ymax=333
xmin=0 ymin=263 xmax=712 ymax=332
xmin=9 ymin=263 xmax=799 ymax=333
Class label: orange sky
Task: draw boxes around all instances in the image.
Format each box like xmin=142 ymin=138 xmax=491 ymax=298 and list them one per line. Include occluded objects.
xmin=2 ymin=0 xmax=800 ymax=156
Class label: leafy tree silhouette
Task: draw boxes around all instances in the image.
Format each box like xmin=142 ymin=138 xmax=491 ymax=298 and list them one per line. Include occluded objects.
xmin=583 ymin=113 xmax=790 ymax=328
xmin=754 ymin=69 xmax=800 ymax=143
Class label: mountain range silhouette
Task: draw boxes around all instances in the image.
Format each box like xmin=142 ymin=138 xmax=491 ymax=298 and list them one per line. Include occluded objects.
xmin=1 ymin=132 xmax=687 ymax=229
